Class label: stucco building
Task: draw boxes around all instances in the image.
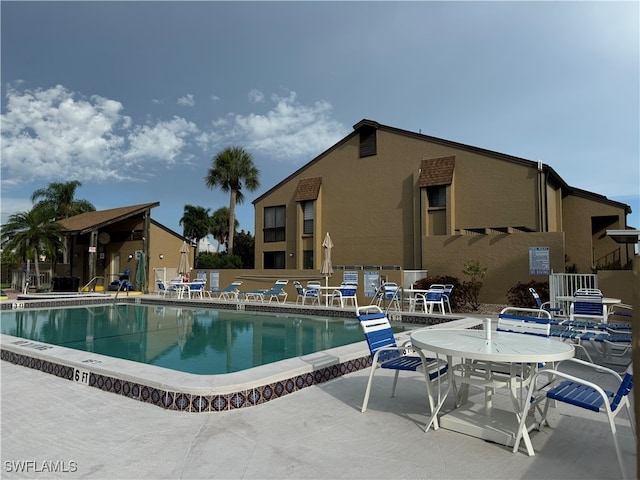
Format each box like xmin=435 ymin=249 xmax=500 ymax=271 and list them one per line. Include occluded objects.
xmin=55 ymin=203 xmax=186 ymax=292
xmin=252 ymin=119 xmax=633 ymax=302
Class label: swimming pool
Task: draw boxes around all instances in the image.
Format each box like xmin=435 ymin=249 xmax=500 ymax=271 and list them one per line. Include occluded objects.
xmin=0 ymin=304 xmax=383 ymax=374
xmin=1 ymin=298 xmax=460 ymax=412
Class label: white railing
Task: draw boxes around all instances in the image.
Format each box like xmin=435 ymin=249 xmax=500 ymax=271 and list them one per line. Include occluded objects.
xmin=549 ymin=271 xmax=598 ymax=313
xmin=11 ymin=269 xmax=53 ymax=292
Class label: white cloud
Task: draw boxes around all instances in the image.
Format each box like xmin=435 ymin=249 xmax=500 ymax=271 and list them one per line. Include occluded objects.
xmin=124 ymin=116 xmax=199 ymax=165
xmin=1 ymin=85 xmax=200 ymax=185
xmin=230 ymin=91 xmax=346 ymax=161
xmin=210 ymin=94 xmax=220 ymax=101
xmin=248 ymin=89 xmax=265 ymax=104
xmin=177 ymin=93 xmax=195 ymax=107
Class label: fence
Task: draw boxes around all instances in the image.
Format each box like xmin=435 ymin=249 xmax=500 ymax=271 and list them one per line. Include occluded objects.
xmin=549 ymin=271 xmax=598 ymax=314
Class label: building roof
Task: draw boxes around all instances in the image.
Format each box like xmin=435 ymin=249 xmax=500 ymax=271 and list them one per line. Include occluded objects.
xmin=252 ymin=119 xmax=632 ymax=216
xmin=419 ymin=156 xmax=455 ymax=187
xmin=56 ymin=202 xmax=160 ymax=235
xmin=294 ymin=177 xmax=322 ymax=201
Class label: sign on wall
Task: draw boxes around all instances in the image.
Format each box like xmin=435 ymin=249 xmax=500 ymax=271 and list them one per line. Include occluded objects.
xmin=529 ymin=247 xmax=550 ymax=275
xmin=364 ymin=271 xmax=379 ymax=298
xmin=342 ymin=270 xmax=358 ymax=284
xmin=209 ymin=271 xmax=220 ymax=291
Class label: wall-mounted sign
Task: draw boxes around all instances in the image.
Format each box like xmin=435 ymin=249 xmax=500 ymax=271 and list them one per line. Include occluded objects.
xmin=529 ymin=247 xmax=550 ymax=275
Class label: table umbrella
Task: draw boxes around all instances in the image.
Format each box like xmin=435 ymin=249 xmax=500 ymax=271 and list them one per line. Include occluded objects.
xmin=321 ymin=232 xmax=334 ymax=305
xmin=135 ymin=252 xmax=146 ymax=291
xmin=178 ymin=241 xmax=191 ymax=278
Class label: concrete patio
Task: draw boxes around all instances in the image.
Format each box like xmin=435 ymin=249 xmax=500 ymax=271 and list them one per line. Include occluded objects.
xmin=1 ymin=348 xmax=636 ymax=479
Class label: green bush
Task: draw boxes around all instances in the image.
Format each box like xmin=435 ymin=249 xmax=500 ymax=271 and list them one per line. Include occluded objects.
xmin=506 ymin=280 xmax=550 ymax=308
xmin=196 ymin=252 xmax=243 ymax=269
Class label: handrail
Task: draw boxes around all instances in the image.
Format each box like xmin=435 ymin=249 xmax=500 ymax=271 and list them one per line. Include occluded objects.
xmin=80 ymin=276 xmax=106 ymax=293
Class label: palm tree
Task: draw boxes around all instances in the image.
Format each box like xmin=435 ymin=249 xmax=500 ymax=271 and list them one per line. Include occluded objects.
xmin=2 ymin=207 xmax=64 ymax=290
xmin=209 ymin=207 xmax=238 ymax=252
xmin=30 ymin=180 xmax=95 ymax=220
xmin=205 ymin=146 xmax=260 ymax=255
xmin=179 ymin=205 xmax=211 ymax=261
xmin=30 ymin=181 xmax=95 ymax=266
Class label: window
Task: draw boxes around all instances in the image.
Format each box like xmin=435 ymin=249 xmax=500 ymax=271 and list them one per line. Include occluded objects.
xmin=303 ymin=250 xmax=314 ymax=269
xmin=302 ymin=201 xmax=314 ymax=235
xmin=264 ymin=251 xmax=286 ymax=269
xmin=427 ymin=185 xmax=447 ymax=208
xmin=359 ymin=126 xmax=377 ymax=157
xmin=264 ymin=206 xmax=286 ymax=242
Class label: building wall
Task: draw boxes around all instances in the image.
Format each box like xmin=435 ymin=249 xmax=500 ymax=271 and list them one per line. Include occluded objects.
xmin=255 ymin=129 xmax=552 ymax=271
xmin=562 ymin=194 xmax=629 ymax=272
xmin=253 ymin=122 xmax=631 ymax=298
xmin=423 ymin=232 xmax=566 ymax=303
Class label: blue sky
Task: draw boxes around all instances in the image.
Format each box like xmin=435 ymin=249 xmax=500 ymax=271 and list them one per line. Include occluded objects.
xmin=2 ymin=1 xmax=639 ymax=248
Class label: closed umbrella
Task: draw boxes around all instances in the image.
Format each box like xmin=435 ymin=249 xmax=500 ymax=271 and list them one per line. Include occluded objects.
xmin=177 ymin=241 xmax=190 ymax=279
xmin=321 ymin=232 xmax=334 ymax=305
xmin=135 ymin=252 xmax=146 ymax=292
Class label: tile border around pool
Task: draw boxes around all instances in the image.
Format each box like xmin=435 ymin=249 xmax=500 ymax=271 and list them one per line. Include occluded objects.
xmin=1 ymin=296 xmax=472 ymax=412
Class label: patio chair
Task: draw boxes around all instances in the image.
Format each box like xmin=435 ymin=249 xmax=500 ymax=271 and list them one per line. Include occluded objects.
xmin=331 ymin=283 xmax=358 ymax=308
xmin=356 ymin=305 xmax=448 ymax=430
xmin=570 ymin=292 xmax=606 ymax=323
xmin=529 ymin=287 xmax=564 ymax=317
xmin=244 ymin=279 xmax=289 ymax=303
xmin=189 ymin=280 xmax=206 ymax=299
xmin=442 ymin=284 xmax=454 ymax=313
xmin=415 ymin=288 xmax=447 ymax=314
xmin=379 ymin=282 xmax=401 ymax=311
xmin=294 ymin=281 xmax=320 ymax=305
xmin=514 ymin=359 xmax=635 ymax=479
xmin=156 ymin=281 xmax=178 ymax=298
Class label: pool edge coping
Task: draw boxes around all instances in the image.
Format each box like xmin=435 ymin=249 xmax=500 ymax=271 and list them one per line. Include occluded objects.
xmin=1 ymin=297 xmax=481 ymax=412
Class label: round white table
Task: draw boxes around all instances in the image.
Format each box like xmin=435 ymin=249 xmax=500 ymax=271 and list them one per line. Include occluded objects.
xmin=410 ymin=328 xmax=574 ymax=453
xmin=555 ymin=295 xmax=621 ymax=322
xmin=411 ymin=328 xmax=575 ymax=364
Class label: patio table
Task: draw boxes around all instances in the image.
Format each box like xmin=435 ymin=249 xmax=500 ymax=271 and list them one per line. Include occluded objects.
xmin=316 ymin=285 xmax=342 ymax=307
xmin=171 ymin=281 xmax=202 ymax=299
xmin=410 ymin=328 xmax=574 ymax=454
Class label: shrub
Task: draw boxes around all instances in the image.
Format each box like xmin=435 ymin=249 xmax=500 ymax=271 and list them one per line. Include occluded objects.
xmin=506 ymin=280 xmax=550 ymax=308
xmin=196 ymin=252 xmax=243 ymax=269
xmin=461 ymin=260 xmax=487 ymax=311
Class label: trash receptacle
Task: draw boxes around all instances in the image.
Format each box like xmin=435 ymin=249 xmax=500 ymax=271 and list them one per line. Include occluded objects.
xmin=52 ymin=277 xmax=62 ymax=292
xmin=70 ymin=277 xmax=80 ymax=292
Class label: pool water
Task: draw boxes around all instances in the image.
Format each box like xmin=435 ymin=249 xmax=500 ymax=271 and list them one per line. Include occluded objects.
xmin=1 ymin=304 xmax=406 ymax=375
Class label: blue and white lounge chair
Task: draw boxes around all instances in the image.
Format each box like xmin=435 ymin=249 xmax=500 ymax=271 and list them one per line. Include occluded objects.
xmin=514 ymin=359 xmax=635 ymax=479
xmin=244 ymin=279 xmax=289 ymax=303
xmin=207 ymin=281 xmax=243 ymax=300
xmin=356 ymin=305 xmax=448 ymax=430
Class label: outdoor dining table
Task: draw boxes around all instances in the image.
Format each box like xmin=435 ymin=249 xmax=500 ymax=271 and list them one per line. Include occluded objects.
xmin=170 ymin=281 xmax=202 ymax=299
xmin=410 ymin=327 xmax=574 ymax=454
xmin=316 ymin=285 xmax=342 ymax=307
xmin=401 ymin=288 xmax=430 ymax=312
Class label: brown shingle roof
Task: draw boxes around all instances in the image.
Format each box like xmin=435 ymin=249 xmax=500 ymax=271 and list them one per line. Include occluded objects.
xmin=56 ymin=202 xmax=160 ymax=234
xmin=418 ymin=156 xmax=455 ymax=187
xmin=294 ymin=177 xmax=322 ymax=201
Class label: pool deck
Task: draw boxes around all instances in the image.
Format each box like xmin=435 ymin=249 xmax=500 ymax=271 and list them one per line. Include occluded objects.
xmin=2 ymin=346 xmax=636 ymax=479
xmin=1 ymin=294 xmax=637 ymax=478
